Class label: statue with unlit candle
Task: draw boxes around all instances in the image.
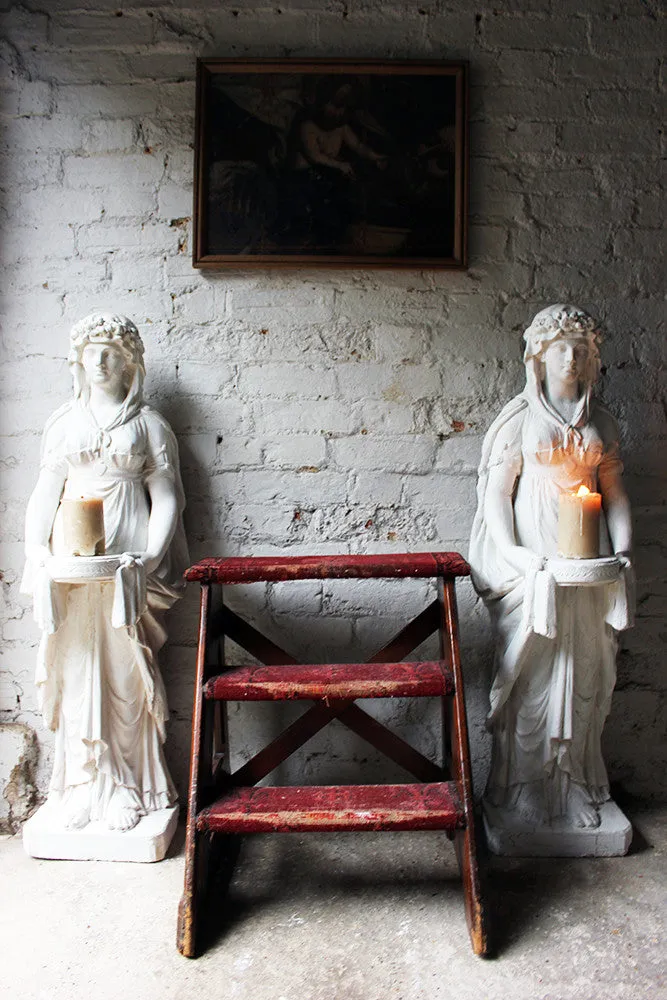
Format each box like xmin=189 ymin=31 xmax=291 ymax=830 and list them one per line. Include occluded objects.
xmin=469 ymin=304 xmax=634 ymax=857
xmin=22 ymin=313 xmax=189 ymax=861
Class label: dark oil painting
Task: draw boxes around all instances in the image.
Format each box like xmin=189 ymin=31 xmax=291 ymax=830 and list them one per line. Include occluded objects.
xmin=193 ymin=60 xmax=468 ymax=269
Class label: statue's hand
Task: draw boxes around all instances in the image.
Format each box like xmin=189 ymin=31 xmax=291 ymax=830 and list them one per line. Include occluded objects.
xmin=506 ymin=545 xmax=545 ymax=577
xmin=615 ymin=550 xmax=633 ymax=571
xmin=25 ymin=543 xmax=52 ymax=568
xmin=128 ymin=551 xmax=161 ymax=575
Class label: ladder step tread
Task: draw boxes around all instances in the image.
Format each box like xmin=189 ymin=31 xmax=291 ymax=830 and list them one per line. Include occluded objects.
xmin=197 ymin=782 xmax=465 ymax=834
xmin=186 ymin=551 xmax=470 ymax=584
xmin=204 ymin=660 xmax=453 ymax=701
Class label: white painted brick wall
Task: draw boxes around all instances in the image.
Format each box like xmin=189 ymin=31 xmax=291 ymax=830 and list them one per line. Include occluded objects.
xmin=0 ymin=0 xmax=665 ymax=808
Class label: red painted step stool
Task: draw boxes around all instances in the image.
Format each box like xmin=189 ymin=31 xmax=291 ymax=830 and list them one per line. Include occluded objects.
xmin=177 ymin=552 xmax=487 ymax=957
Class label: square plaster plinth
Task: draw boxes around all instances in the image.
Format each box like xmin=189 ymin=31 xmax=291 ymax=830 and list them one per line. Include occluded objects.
xmin=22 ymin=804 xmax=179 ymax=863
xmin=483 ymin=800 xmax=632 ymax=857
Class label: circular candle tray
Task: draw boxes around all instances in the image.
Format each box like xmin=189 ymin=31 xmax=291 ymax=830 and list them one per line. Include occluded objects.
xmin=48 ymin=554 xmax=122 ymax=584
xmin=548 ymin=556 xmax=621 ymax=587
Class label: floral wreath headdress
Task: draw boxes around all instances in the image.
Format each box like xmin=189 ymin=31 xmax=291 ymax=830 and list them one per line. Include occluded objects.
xmin=68 ymin=312 xmax=145 ymax=401
xmin=522 ymin=304 xmax=603 ymax=436
xmin=523 ymin=303 xmax=602 ymax=385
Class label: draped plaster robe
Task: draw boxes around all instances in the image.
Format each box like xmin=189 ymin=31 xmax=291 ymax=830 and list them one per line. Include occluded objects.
xmin=469 ymin=382 xmax=633 ymax=820
xmin=22 ymin=384 xmax=189 ymax=823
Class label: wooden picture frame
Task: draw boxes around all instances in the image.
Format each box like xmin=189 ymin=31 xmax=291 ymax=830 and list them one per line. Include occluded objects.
xmin=193 ymin=59 xmax=469 ymax=269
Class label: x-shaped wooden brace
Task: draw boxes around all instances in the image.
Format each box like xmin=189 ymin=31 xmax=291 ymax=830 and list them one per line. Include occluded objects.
xmin=210 ymin=598 xmax=445 ymax=789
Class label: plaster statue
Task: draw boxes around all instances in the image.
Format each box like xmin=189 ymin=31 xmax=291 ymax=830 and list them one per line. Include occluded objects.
xmin=469 ymin=304 xmax=634 ymax=856
xmin=22 ymin=313 xmax=188 ymax=856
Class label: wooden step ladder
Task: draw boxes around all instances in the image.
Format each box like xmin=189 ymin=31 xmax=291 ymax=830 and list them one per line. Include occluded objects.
xmin=177 ymin=552 xmax=488 ymax=957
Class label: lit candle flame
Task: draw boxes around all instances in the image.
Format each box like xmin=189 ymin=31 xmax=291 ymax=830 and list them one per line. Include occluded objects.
xmin=575 ymin=485 xmax=591 ymax=497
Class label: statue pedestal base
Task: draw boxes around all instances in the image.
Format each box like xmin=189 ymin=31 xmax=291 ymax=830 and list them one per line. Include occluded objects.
xmin=22 ymin=804 xmax=179 ymax=863
xmin=483 ymin=800 xmax=632 ymax=857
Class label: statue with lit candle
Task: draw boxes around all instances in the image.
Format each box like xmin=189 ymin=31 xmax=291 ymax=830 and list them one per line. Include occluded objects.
xmin=469 ymin=304 xmax=634 ymax=856
xmin=22 ymin=313 xmax=189 ymax=858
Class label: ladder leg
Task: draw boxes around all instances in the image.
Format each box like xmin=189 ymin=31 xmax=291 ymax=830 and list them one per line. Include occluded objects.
xmin=439 ymin=577 xmax=489 ymax=957
xmin=177 ymin=824 xmax=211 ymax=958
xmin=177 ymin=584 xmax=216 ymax=958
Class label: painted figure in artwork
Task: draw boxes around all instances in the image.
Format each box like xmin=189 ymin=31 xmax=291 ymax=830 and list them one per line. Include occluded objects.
xmin=469 ymin=304 xmax=633 ymax=837
xmin=23 ymin=313 xmax=189 ymax=833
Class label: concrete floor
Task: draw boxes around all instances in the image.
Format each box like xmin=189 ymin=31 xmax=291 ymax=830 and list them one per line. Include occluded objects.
xmin=1 ymin=804 xmax=665 ymax=1000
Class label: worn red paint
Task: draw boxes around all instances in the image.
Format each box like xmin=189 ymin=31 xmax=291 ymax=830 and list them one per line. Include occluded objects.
xmin=197 ymin=782 xmax=465 ymax=834
xmin=185 ymin=551 xmax=470 ymax=584
xmin=204 ymin=660 xmax=454 ymax=702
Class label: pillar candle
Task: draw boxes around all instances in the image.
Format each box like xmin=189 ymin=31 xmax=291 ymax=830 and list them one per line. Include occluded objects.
xmin=557 ymin=485 xmax=601 ymax=559
xmin=60 ymin=497 xmax=105 ymax=557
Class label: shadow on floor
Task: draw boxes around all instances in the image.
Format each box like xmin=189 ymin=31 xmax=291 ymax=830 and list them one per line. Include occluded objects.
xmin=197 ymin=830 xmax=464 ymax=955
xmin=481 ymin=791 xmax=655 ymax=957
xmin=179 ymin=794 xmax=657 ymax=961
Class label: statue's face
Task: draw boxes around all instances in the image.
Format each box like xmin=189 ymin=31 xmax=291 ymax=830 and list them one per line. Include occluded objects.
xmin=81 ymin=340 xmax=127 ymax=392
xmin=543 ymin=335 xmax=589 ymax=386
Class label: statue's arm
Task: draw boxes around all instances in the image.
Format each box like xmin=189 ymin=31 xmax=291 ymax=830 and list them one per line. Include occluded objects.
xmin=599 ymin=458 xmax=632 ymax=561
xmin=484 ymin=461 xmax=541 ymax=576
xmin=596 ymin=411 xmax=632 ymax=562
xmin=25 ymin=467 xmax=66 ymax=562
xmin=480 ymin=407 xmax=543 ymax=576
xmin=138 ymin=473 xmax=179 ymax=575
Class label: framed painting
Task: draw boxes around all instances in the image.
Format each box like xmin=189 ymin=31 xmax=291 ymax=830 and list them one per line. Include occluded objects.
xmin=193 ymin=59 xmax=469 ymax=269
